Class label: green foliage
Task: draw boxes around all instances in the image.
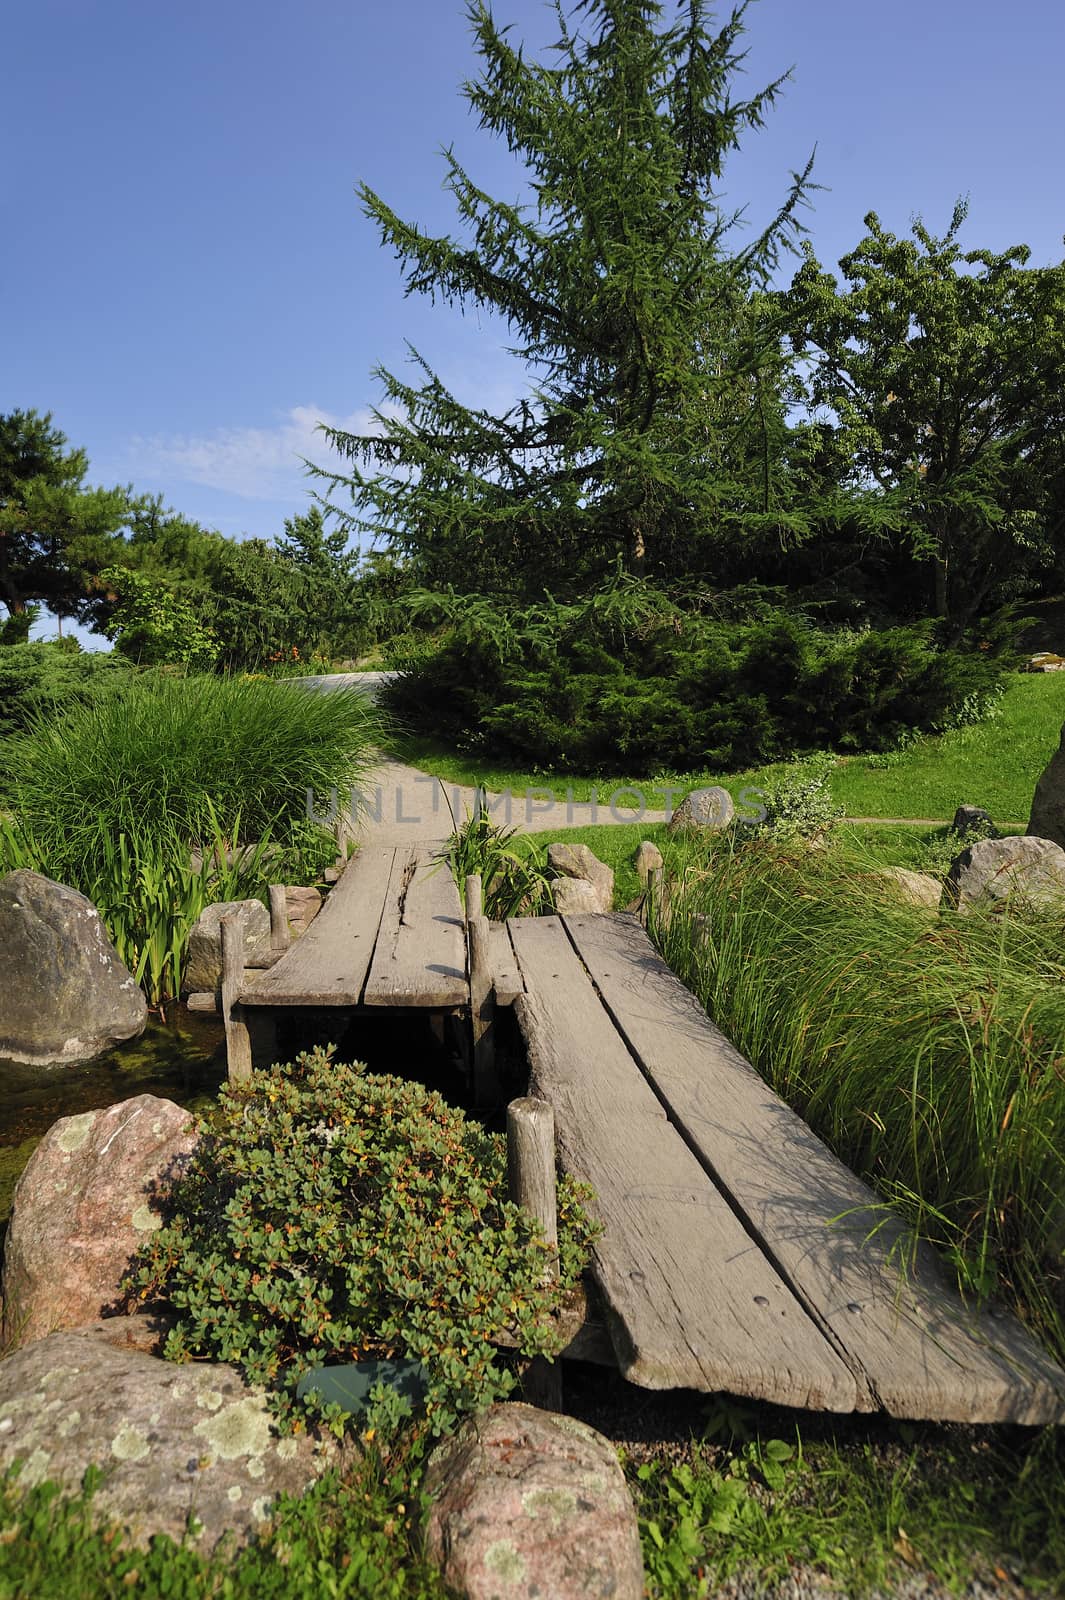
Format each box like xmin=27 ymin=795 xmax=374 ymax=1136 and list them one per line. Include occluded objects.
xmin=316 ymin=1 xmax=819 ymax=596
xmin=1 ymin=673 xmax=378 ymax=1000
xmin=788 ymin=204 xmax=1065 ymax=633
xmin=657 ymin=838 xmax=1065 ymax=1362
xmin=0 ymin=639 xmax=130 ymax=742
xmin=99 ymin=565 xmax=219 ymax=668
xmin=0 ymin=1441 xmax=450 ymax=1599
xmin=126 ymin=1047 xmax=599 ymax=1434
xmin=748 ymin=752 xmax=844 ymax=839
xmin=441 ymin=799 xmax=554 ymax=919
xmin=633 ymin=1426 xmax=1065 ymax=1596
xmin=0 ymin=807 xmax=274 ymax=1005
xmin=7 ymin=671 xmax=381 ymax=858
xmin=386 ymin=589 xmax=1008 ymax=775
xmin=0 ymin=408 xmax=135 ymax=625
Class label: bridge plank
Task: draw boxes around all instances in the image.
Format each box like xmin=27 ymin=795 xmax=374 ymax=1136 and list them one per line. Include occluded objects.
xmin=239 ymin=847 xmax=395 ymax=1007
xmin=510 ymin=917 xmax=857 ymax=1410
xmin=489 ymin=921 xmax=524 ymax=1007
xmin=363 ymin=847 xmax=467 ymax=1008
xmin=563 ymin=911 xmax=1065 ymax=1425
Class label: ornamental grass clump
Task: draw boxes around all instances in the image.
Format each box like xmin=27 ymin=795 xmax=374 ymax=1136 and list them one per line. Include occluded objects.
xmin=126 ymin=1047 xmax=598 ymax=1434
xmin=656 ymin=838 xmax=1065 ymax=1363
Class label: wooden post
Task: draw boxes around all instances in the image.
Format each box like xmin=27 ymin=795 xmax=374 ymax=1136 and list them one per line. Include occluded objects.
xmin=469 ymin=913 xmax=497 ymax=1104
xmin=507 ymin=1097 xmax=562 ymax=1410
xmin=220 ymin=913 xmax=253 ymax=1082
xmin=465 ymin=872 xmax=483 ymax=924
xmin=268 ymin=885 xmax=290 ymax=955
xmin=507 ymin=1098 xmax=559 ymax=1263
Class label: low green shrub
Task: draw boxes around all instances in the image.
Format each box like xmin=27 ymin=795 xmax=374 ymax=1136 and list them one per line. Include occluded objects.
xmin=657 ymin=838 xmax=1065 ymax=1360
xmin=385 ymin=591 xmax=1007 ymax=776
xmin=0 ymin=639 xmax=130 ymax=742
xmin=126 ymin=1048 xmax=598 ymax=1434
xmin=745 ymin=753 xmax=844 ymax=839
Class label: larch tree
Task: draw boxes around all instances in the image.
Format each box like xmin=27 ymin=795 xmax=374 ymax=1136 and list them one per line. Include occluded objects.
xmin=316 ymin=0 xmax=816 ymax=598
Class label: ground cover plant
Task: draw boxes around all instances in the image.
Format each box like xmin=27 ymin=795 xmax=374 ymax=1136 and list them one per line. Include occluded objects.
xmin=0 ymin=673 xmax=382 ymax=1000
xmin=0 ymin=1443 xmax=449 ymax=1600
xmin=631 ymin=1418 xmax=1065 ymax=1597
xmin=655 ymin=836 xmax=1065 ymax=1362
xmin=126 ymin=1046 xmax=598 ymax=1434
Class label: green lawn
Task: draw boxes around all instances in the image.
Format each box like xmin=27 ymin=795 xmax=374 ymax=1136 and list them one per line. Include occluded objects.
xmin=394 ymin=671 xmax=1065 ymax=826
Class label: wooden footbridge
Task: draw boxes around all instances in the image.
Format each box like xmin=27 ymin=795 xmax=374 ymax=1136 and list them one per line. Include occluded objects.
xmin=226 ymin=845 xmax=1065 ymax=1425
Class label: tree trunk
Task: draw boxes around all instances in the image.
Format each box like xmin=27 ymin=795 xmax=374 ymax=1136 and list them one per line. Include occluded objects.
xmin=933 ymin=555 xmax=948 ymax=619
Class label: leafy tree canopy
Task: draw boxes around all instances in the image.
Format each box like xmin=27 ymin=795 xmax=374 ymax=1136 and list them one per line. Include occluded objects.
xmin=787 ymin=203 xmax=1065 ymax=634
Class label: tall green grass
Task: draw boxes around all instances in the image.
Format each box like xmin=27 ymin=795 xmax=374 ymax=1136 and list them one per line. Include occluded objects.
xmin=5 ymin=672 xmax=383 ymax=854
xmin=656 ymin=839 xmax=1065 ymax=1360
xmin=1 ymin=674 xmax=384 ymax=1003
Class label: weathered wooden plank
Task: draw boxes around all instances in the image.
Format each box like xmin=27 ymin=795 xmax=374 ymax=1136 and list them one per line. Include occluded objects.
xmin=489 ymin=921 xmax=524 ymax=1006
xmin=240 ymin=847 xmax=394 ymax=1006
xmin=510 ymin=920 xmax=856 ymax=1410
xmin=363 ymin=848 xmax=467 ymax=1008
xmin=564 ymin=911 xmax=1065 ymax=1425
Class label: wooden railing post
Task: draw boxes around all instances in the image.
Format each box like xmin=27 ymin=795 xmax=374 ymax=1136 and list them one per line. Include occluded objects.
xmin=268 ymin=885 xmax=290 ymax=955
xmin=220 ymin=913 xmax=253 ymax=1082
xmin=465 ymin=872 xmax=483 ymax=924
xmin=469 ymin=912 xmax=497 ymax=1104
xmin=507 ymin=1096 xmax=562 ymax=1409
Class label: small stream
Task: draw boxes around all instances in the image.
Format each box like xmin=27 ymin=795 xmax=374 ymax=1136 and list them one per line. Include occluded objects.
xmin=0 ymin=1008 xmax=226 ymax=1228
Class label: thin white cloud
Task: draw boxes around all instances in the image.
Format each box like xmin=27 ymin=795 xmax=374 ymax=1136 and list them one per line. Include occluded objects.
xmin=129 ymin=405 xmax=381 ymax=502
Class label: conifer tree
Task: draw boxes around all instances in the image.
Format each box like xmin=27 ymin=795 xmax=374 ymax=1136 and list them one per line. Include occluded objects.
xmin=318 ymin=1 xmax=815 ymax=597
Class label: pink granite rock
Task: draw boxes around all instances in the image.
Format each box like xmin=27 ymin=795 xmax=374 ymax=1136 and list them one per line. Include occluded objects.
xmin=424 ymin=1402 xmax=644 ymax=1600
xmin=0 ymin=1094 xmax=197 ymax=1350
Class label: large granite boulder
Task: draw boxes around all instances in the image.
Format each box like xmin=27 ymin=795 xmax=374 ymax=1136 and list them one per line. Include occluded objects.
xmin=547 ymin=844 xmax=614 ymax=914
xmin=943 ymin=836 xmax=1065 ymax=915
xmin=0 ymin=1328 xmax=350 ymax=1551
xmin=0 ymin=870 xmax=146 ymax=1066
xmin=1029 ymin=726 xmax=1065 ymax=848
xmin=0 ymin=1094 xmax=197 ymax=1351
xmin=184 ymin=899 xmax=271 ymax=992
xmin=424 ymin=1403 xmax=644 ymax=1600
xmin=667 ymin=786 xmax=735 ymax=834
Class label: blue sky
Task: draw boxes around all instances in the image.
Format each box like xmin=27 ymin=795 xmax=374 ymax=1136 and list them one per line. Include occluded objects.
xmin=4 ymin=0 xmax=1063 ymax=642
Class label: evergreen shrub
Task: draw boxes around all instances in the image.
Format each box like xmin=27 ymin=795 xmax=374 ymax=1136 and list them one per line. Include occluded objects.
xmin=385 ymin=603 xmax=1007 ymax=775
xmin=127 ymin=1048 xmax=598 ymax=1434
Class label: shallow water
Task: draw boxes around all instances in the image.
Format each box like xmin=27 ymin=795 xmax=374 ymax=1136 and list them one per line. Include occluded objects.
xmin=0 ymin=1008 xmax=226 ymax=1226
